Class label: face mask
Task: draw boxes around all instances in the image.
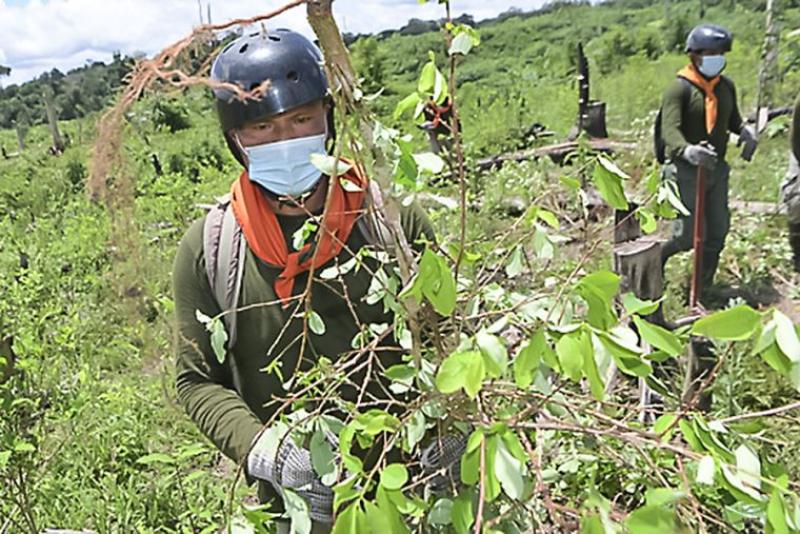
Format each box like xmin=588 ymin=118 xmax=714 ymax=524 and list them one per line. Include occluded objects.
xmin=698 ymin=55 xmax=726 ymax=78
xmin=242 ymin=132 xmax=327 ymax=198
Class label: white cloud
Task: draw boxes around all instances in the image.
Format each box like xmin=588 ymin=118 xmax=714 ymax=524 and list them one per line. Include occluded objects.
xmin=0 ymin=0 xmax=538 ymax=86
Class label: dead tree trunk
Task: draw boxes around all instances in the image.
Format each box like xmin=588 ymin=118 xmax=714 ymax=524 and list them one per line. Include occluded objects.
xmin=569 ymin=43 xmax=608 ymax=140
xmin=14 ymin=121 xmax=26 ymax=152
xmin=756 ymin=0 xmax=780 ymax=113
xmin=43 ymin=90 xmax=65 ymax=154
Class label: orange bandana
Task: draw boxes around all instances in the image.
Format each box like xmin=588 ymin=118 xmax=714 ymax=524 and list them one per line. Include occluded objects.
xmin=678 ymin=64 xmax=720 ymax=135
xmin=230 ymin=165 xmax=367 ymax=305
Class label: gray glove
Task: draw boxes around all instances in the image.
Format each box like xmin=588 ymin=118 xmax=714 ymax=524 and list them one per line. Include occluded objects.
xmin=681 ymin=143 xmax=718 ymax=170
xmin=738 ymin=125 xmax=758 ymax=162
xmin=420 ymin=434 xmax=467 ymax=492
xmin=247 ymin=427 xmax=334 ymax=524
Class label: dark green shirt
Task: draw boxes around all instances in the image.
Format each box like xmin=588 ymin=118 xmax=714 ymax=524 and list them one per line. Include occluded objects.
xmin=173 ymin=199 xmax=434 ymax=502
xmin=661 ymin=74 xmax=744 ymax=162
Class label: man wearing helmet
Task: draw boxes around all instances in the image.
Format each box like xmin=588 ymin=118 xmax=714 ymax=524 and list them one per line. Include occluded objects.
xmin=659 ymin=23 xmax=757 ymax=302
xmin=172 ymin=29 xmax=434 ymax=531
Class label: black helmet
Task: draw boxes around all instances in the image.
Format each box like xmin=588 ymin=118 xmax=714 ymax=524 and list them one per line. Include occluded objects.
xmin=685 ymin=24 xmax=733 ymax=53
xmin=210 ymin=29 xmax=330 ymax=166
xmin=211 ymin=29 xmax=328 ymax=131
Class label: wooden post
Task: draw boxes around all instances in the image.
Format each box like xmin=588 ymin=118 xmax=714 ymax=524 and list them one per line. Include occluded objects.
xmin=569 ymin=43 xmax=608 ymax=140
xmin=43 ymin=89 xmax=65 ymax=154
xmin=14 ymin=121 xmax=26 ymax=152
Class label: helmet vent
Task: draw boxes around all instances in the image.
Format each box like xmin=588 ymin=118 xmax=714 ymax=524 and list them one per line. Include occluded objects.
xmin=268 ymin=35 xmax=281 ymax=42
xmin=286 ymin=71 xmax=299 ymax=82
xmin=239 ymin=43 xmax=249 ymax=54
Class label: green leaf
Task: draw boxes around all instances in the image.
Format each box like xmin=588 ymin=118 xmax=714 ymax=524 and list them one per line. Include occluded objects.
xmin=513 ymin=332 xmax=544 ymax=388
xmin=767 ymin=489 xmax=790 ymax=534
xmin=452 ymin=491 xmax=474 ymax=534
xmin=364 ymin=501 xmax=393 ymax=531
xmin=435 ymin=350 xmax=485 ymax=398
xmin=592 ymin=155 xmax=629 ymax=210
xmin=483 ymin=436 xmax=502 ymax=502
xmin=310 ymin=430 xmax=337 ymax=483
xmin=773 ymin=310 xmax=800 ymax=362
xmin=208 ymin=317 xmax=228 ymax=364
xmin=476 ymin=330 xmax=508 ymax=378
xmin=413 ymin=152 xmax=445 ymax=175
xmin=696 ymin=455 xmax=716 ymax=485
xmin=582 ymin=333 xmax=605 ymax=401
xmin=633 ymin=316 xmax=682 ymax=357
xmin=645 ymin=487 xmax=685 ymax=507
xmin=556 ymin=333 xmax=584 ymax=382
xmin=333 ymin=501 xmax=367 ymax=534
xmin=283 ymin=488 xmax=312 ymax=534
xmin=307 ymin=310 xmax=326 ymax=336
xmin=449 ymin=32 xmax=474 ymax=55
xmin=679 ymin=419 xmax=703 ymax=452
xmin=580 ymin=513 xmax=605 ymax=534
xmin=334 ymin=476 xmax=360 ymax=512
xmin=597 ymin=332 xmax=651 ymax=377
xmin=393 ymin=92 xmax=422 ymax=119
xmin=735 ymin=445 xmax=762 ymax=497
xmin=0 ymin=450 xmax=11 ymax=469
xmin=494 ymin=438 xmax=525 ymax=499
xmin=576 ymin=271 xmax=620 ymax=330
xmin=310 ymin=153 xmax=353 ymax=177
xmin=428 ymin=498 xmax=453 ymax=525
xmin=136 ymin=452 xmax=175 ymax=465
xmin=625 ymin=504 xmax=676 ymax=534
xmin=380 ymin=464 xmax=409 ymax=491
xmin=636 ymin=207 xmax=657 ymax=234
xmin=401 ymin=248 xmax=456 ymax=316
xmin=505 ymin=245 xmax=525 ymax=278
xmin=622 ymin=293 xmax=660 ymax=316
xmin=405 ymin=410 xmax=426 ymax=451
xmin=691 ymin=305 xmax=762 ymax=341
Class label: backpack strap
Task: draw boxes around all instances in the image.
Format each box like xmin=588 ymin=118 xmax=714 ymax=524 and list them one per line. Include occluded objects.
xmin=202 ymin=194 xmax=246 ymax=349
xmin=356 ymin=180 xmax=396 ymax=255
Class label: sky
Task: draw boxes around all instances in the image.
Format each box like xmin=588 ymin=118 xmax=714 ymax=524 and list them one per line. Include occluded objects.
xmin=0 ymin=0 xmax=539 ymax=87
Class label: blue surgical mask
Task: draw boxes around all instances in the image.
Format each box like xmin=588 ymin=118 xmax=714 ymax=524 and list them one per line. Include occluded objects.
xmin=698 ymin=55 xmax=726 ymax=78
xmin=242 ymin=132 xmax=327 ymax=198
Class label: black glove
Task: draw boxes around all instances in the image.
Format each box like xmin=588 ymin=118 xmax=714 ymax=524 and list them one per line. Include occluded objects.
xmin=738 ymin=125 xmax=758 ymax=162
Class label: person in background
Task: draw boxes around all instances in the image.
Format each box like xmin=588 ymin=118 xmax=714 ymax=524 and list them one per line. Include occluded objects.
xmin=659 ymin=23 xmax=757 ymax=304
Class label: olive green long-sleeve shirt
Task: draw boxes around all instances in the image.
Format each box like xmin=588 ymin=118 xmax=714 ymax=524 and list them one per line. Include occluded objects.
xmin=173 ymin=199 xmax=434 ymax=504
xmin=661 ymin=74 xmax=744 ymax=162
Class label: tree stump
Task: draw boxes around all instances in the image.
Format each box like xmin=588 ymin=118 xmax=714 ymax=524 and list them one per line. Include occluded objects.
xmin=612 ymin=208 xmax=665 ymax=421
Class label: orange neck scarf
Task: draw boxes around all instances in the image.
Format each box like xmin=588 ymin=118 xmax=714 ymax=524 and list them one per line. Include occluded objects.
xmin=230 ymin=166 xmax=367 ymax=306
xmin=678 ymin=64 xmax=720 ymax=135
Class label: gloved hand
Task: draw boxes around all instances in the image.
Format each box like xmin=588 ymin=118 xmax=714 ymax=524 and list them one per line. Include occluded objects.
xmin=247 ymin=426 xmax=334 ymax=524
xmin=681 ymin=143 xmax=718 ymax=170
xmin=419 ymin=434 xmax=468 ymax=492
xmin=738 ymin=125 xmax=758 ymax=162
